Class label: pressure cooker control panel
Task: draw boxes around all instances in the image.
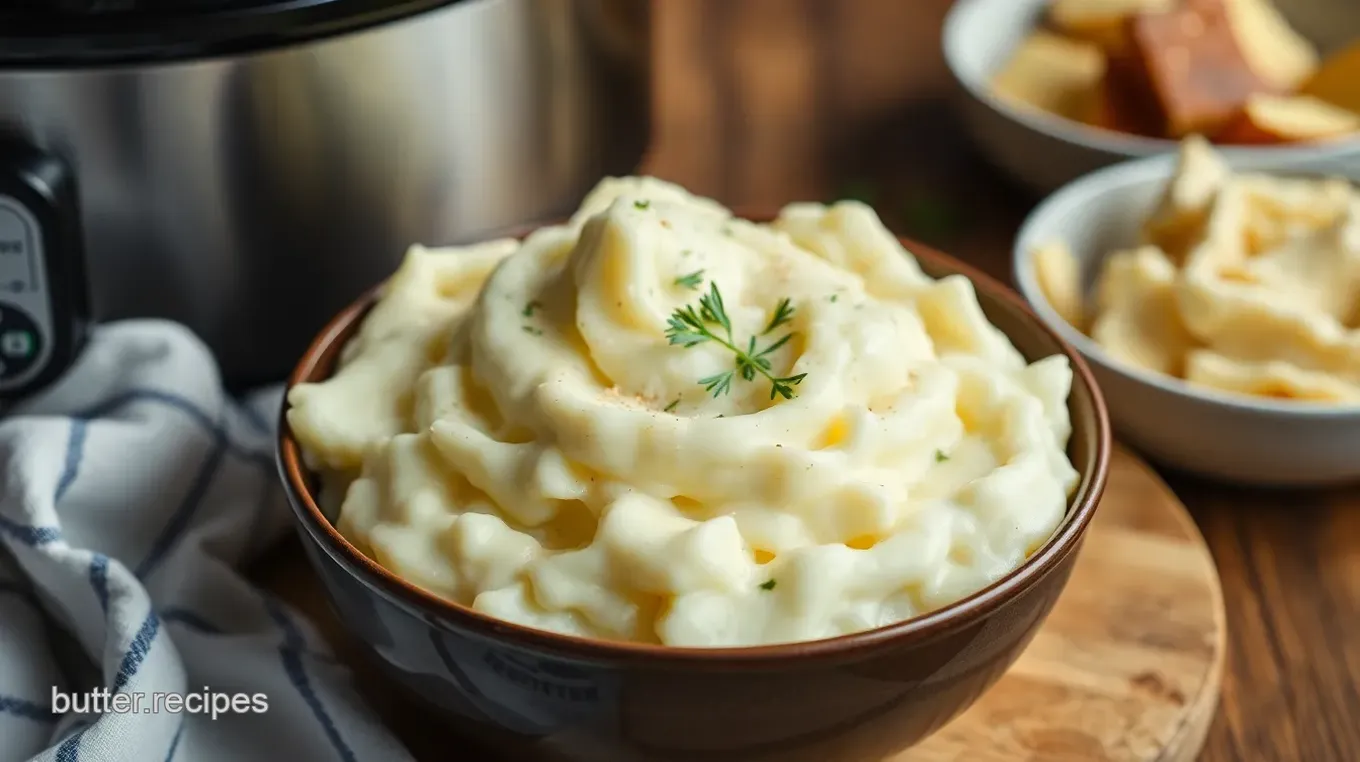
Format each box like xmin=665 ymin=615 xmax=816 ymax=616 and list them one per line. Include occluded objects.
xmin=0 ymin=198 xmax=52 ymax=389
xmin=0 ymin=144 xmax=89 ymax=400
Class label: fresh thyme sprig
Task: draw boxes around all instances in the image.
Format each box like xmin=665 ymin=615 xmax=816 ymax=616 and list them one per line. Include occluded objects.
xmin=764 ymin=298 xmax=795 ymax=334
xmin=664 ymin=283 xmax=807 ymax=400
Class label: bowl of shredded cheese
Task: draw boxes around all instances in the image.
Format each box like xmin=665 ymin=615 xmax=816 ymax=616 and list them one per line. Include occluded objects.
xmin=278 ymin=177 xmax=1110 ymax=760
xmin=1016 ymin=135 xmax=1360 ymax=484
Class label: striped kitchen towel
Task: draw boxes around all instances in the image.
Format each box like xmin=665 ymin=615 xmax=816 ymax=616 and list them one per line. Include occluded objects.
xmin=0 ymin=320 xmax=411 ymax=762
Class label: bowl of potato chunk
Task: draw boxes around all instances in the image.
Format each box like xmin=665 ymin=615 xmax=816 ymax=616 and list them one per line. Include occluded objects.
xmin=1014 ymin=134 xmax=1360 ymax=485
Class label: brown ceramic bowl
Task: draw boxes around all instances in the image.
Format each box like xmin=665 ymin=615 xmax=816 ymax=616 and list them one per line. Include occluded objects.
xmin=277 ymin=229 xmax=1111 ymax=762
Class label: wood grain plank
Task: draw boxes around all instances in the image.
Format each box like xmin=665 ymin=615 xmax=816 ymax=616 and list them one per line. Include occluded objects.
xmin=641 ymin=0 xmax=728 ymax=198
xmin=1174 ymin=474 xmax=1360 ymax=762
xmin=718 ymin=0 xmax=828 ymax=205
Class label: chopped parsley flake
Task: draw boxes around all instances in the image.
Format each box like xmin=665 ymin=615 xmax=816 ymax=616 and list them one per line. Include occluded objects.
xmin=759 ymin=579 xmax=777 ymax=591
xmin=674 ymin=270 xmax=704 ymax=290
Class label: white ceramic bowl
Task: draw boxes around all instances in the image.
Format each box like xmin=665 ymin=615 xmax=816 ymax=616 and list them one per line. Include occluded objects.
xmin=1013 ymin=150 xmax=1360 ymax=485
xmin=942 ymin=0 xmax=1360 ymax=195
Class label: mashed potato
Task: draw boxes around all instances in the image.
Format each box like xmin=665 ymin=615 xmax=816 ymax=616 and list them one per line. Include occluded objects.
xmin=288 ymin=178 xmax=1079 ymax=647
xmin=1036 ymin=136 xmax=1360 ymax=403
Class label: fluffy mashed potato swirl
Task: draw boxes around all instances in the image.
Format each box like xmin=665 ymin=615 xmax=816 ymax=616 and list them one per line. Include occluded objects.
xmin=287 ymin=178 xmax=1079 ymax=647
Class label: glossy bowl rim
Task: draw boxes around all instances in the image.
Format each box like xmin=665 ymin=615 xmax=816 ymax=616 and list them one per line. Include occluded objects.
xmin=941 ymin=0 xmax=1360 ymax=160
xmin=277 ymin=226 xmax=1112 ymax=664
xmin=1013 ymin=149 xmax=1360 ymax=418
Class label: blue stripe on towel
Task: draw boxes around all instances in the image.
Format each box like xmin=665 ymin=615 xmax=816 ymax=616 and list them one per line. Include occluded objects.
xmin=88 ymin=554 xmax=109 ymax=612
xmin=49 ymin=390 xmax=272 ymax=537
xmin=0 ymin=695 xmax=55 ymax=722
xmin=161 ymin=606 xmax=339 ymax=664
xmin=0 ymin=515 xmax=61 ymax=547
xmin=263 ymin=598 xmax=356 ymax=762
xmin=54 ymin=731 xmax=81 ymax=762
xmin=111 ymin=612 xmax=161 ymax=694
xmin=164 ymin=719 xmax=185 ymax=761
xmin=54 ymin=420 xmax=88 ymax=503
xmin=76 ymin=389 xmax=271 ymax=468
xmin=134 ymin=429 xmax=227 ymax=580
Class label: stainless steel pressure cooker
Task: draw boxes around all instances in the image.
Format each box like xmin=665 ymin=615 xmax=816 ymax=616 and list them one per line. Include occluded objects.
xmin=0 ymin=0 xmax=650 ymax=394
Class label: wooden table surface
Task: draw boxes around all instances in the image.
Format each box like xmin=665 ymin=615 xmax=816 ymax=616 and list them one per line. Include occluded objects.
xmin=640 ymin=2 xmax=1360 ymax=761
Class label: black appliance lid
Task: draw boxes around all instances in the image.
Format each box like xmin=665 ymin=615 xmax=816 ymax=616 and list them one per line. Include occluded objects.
xmin=0 ymin=0 xmax=462 ymax=67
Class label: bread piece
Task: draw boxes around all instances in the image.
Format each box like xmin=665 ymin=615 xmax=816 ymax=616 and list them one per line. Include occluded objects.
xmin=991 ymin=32 xmax=1106 ymax=122
xmin=1126 ymin=0 xmax=1269 ymax=137
xmin=1301 ymin=40 xmax=1360 ymax=116
xmin=1095 ymin=47 xmax=1171 ymax=136
xmin=1049 ymin=0 xmax=1176 ymax=51
xmin=1216 ymin=93 xmax=1360 ymax=145
xmin=1221 ymin=0 xmax=1318 ymax=91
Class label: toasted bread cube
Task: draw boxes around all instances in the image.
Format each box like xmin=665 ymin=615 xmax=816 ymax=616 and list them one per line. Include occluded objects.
xmin=1216 ymin=93 xmax=1360 ymax=145
xmin=1049 ymin=0 xmax=1176 ymax=51
xmin=991 ymin=32 xmax=1106 ymax=122
xmin=1127 ymin=0 xmax=1268 ymax=137
xmin=1096 ymin=48 xmax=1171 ymax=136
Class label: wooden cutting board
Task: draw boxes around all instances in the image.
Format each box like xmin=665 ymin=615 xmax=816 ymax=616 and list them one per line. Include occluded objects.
xmin=255 ymin=444 xmax=1226 ymax=762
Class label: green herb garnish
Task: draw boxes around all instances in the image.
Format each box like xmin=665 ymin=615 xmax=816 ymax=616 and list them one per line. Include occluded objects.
xmin=522 ymin=300 xmax=542 ymax=317
xmin=523 ymin=326 xmax=543 ymax=336
xmin=664 ymin=283 xmax=807 ymax=400
xmin=935 ymin=449 xmax=949 ymax=462
xmin=663 ymin=399 xmax=680 ymax=412
xmin=674 ymin=270 xmax=704 ymax=290
xmin=759 ymin=579 xmax=777 ymax=591
xmin=634 ymin=199 xmax=650 ymax=210
xmin=763 ymin=298 xmax=795 ymax=334
xmin=829 ymin=294 xmax=839 ymax=303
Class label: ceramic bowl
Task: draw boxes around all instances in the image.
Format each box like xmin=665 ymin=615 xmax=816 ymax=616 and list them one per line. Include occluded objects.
xmin=942 ymin=0 xmax=1360 ymax=195
xmin=1014 ymin=150 xmax=1360 ymax=485
xmin=277 ymin=236 xmax=1112 ymax=762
